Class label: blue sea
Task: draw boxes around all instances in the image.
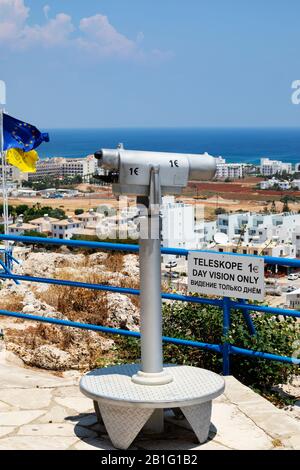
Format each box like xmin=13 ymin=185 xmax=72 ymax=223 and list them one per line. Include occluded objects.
xmin=38 ymin=128 xmax=300 ymax=165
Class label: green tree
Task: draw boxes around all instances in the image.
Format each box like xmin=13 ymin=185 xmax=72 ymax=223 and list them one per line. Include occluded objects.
xmin=281 ymin=195 xmax=291 ymax=213
xmin=215 ymin=207 xmax=227 ymax=215
xmin=75 ymin=209 xmax=84 ymax=215
xmin=270 ymin=200 xmax=277 ymax=213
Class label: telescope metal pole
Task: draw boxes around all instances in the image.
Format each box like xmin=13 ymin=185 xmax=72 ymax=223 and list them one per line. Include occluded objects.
xmin=132 ymin=166 xmax=173 ymax=386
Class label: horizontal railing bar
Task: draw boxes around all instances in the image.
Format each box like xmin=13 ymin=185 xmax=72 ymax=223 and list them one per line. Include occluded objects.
xmin=2 ymin=234 xmax=300 ymax=266
xmin=0 ymin=234 xmax=140 ymax=253
xmin=0 ymin=273 xmax=224 ymax=307
xmin=0 ymin=273 xmax=140 ymax=296
xmin=0 ymin=309 xmax=297 ymax=364
xmin=1 ymin=273 xmax=300 ymax=317
xmin=0 ymin=309 xmax=221 ymax=353
xmin=232 ymin=301 xmax=300 ymax=319
xmin=230 ymin=345 xmax=300 ymax=365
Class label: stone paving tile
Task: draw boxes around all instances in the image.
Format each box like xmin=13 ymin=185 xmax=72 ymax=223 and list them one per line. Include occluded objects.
xmin=0 ymin=401 xmax=12 ymax=412
xmin=72 ymin=437 xmax=117 ymax=450
xmin=0 ymin=388 xmax=52 ymax=410
xmin=0 ymin=361 xmax=76 ymax=390
xmin=0 ymin=427 xmax=16 ymax=438
xmin=210 ymin=402 xmax=273 ymax=450
xmin=37 ymin=405 xmax=73 ymax=424
xmin=234 ymin=401 xmax=300 ymax=441
xmin=72 ymin=413 xmax=98 ymax=427
xmin=282 ymin=435 xmax=300 ymax=449
xmin=0 ymin=436 xmax=78 ymax=450
xmin=138 ymin=438 xmax=230 ymax=451
xmin=194 ymin=440 xmax=231 ymax=450
xmin=54 ymin=396 xmax=94 ymax=414
xmin=0 ymin=410 xmax=46 ymax=426
xmin=17 ymin=422 xmax=97 ymax=438
xmin=52 ymin=386 xmax=81 ymax=398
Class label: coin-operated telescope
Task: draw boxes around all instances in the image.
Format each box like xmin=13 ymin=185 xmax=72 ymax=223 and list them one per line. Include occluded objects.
xmin=94 ymin=145 xmax=217 ymax=386
xmin=95 ymin=145 xmax=216 ymax=196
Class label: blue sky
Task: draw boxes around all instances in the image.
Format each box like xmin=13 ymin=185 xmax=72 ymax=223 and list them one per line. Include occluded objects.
xmin=0 ymin=0 xmax=300 ymax=128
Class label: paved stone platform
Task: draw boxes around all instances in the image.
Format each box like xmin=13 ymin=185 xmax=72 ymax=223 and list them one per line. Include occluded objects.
xmin=0 ymin=352 xmax=299 ymax=450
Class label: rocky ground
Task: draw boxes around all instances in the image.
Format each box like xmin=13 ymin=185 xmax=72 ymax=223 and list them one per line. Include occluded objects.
xmin=0 ymin=249 xmax=140 ymax=371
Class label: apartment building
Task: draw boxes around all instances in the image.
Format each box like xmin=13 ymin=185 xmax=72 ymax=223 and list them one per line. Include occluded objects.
xmin=51 ymin=217 xmax=83 ymax=239
xmin=28 ymin=155 xmax=97 ymax=180
xmin=260 ymin=158 xmax=292 ymax=176
xmin=286 ymin=289 xmax=300 ymax=309
xmin=29 ymin=214 xmax=60 ymax=233
xmin=213 ymin=241 xmax=296 ymax=259
xmin=8 ymin=220 xmax=37 ymax=235
xmin=0 ymin=163 xmax=28 ymax=182
xmin=60 ymin=155 xmax=97 ymax=178
xmin=215 ymin=157 xmax=244 ymax=180
xmin=260 ymin=178 xmax=292 ymax=190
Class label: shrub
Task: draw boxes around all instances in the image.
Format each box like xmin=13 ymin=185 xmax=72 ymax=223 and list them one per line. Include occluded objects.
xmin=75 ymin=209 xmax=84 ymax=215
xmin=116 ymin=302 xmax=299 ymax=393
xmin=215 ymin=207 xmax=227 ymax=215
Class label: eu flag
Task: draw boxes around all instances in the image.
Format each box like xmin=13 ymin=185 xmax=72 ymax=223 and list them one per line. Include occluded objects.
xmin=3 ymin=113 xmax=49 ymax=152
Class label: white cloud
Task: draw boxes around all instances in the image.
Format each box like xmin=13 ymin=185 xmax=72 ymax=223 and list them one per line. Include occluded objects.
xmin=0 ymin=0 xmax=29 ymax=41
xmin=22 ymin=13 xmax=74 ymax=48
xmin=43 ymin=4 xmax=50 ymax=20
xmin=78 ymin=14 xmax=139 ymax=59
xmin=0 ymin=0 xmax=171 ymax=62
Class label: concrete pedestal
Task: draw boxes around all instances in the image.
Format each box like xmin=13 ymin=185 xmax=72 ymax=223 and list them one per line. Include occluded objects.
xmin=80 ymin=364 xmax=225 ymax=450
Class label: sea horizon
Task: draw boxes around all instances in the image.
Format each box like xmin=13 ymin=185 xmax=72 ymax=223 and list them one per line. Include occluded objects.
xmin=38 ymin=127 xmax=300 ymax=166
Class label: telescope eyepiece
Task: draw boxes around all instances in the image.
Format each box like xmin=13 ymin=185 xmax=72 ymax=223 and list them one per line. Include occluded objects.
xmin=94 ymin=150 xmax=104 ymax=160
xmin=95 ymin=148 xmax=120 ymax=170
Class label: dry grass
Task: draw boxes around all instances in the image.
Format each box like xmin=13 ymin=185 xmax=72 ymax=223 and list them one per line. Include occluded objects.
xmin=103 ymin=253 xmax=124 ymax=273
xmin=0 ymin=293 xmax=24 ymax=312
xmin=38 ymin=282 xmax=109 ymax=326
xmin=5 ymin=322 xmax=111 ymax=370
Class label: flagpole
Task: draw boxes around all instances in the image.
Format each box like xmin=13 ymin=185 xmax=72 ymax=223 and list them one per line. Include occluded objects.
xmin=0 ymin=81 xmax=9 ymax=252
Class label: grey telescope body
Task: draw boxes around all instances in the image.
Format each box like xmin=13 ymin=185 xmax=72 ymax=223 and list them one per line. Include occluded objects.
xmin=95 ymin=147 xmax=216 ymax=196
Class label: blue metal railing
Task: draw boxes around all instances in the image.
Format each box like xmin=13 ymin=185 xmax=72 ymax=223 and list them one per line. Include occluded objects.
xmin=0 ymin=234 xmax=299 ymax=375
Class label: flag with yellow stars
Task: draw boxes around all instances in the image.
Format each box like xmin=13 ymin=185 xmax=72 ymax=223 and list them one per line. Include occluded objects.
xmin=2 ymin=113 xmax=49 ymax=173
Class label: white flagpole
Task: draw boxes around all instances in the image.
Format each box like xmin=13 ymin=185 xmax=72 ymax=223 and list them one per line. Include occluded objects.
xmin=0 ymin=80 xmax=9 ymax=251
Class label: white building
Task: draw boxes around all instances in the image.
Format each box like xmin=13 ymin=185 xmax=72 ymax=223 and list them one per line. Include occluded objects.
xmin=286 ymin=289 xmax=300 ymax=309
xmin=212 ymin=240 xmax=296 ymax=259
xmin=28 ymin=155 xmax=97 ymax=180
xmin=260 ymin=178 xmax=291 ymax=190
xmin=29 ymin=215 xmax=60 ymax=233
xmin=60 ymin=155 xmax=97 ymax=178
xmin=260 ymin=158 xmax=292 ymax=176
xmin=8 ymin=219 xmax=37 ymax=235
xmin=0 ymin=163 xmax=28 ymax=182
xmin=205 ymin=211 xmax=300 ymax=248
xmin=292 ymin=227 xmax=300 ymax=257
xmin=77 ymin=209 xmax=100 ymax=227
xmin=292 ymin=180 xmax=300 ymax=190
xmin=160 ymin=196 xmax=202 ymax=261
xmin=215 ymin=157 xmax=244 ymax=180
xmin=11 ymin=188 xmax=37 ymax=197
xmin=50 ymin=217 xmax=83 ymax=239
xmin=203 ymin=221 xmax=217 ymax=245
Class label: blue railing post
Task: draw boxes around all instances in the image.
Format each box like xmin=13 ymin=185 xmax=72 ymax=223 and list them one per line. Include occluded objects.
xmin=222 ymin=297 xmax=231 ymax=376
xmin=239 ymin=299 xmax=257 ymax=336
